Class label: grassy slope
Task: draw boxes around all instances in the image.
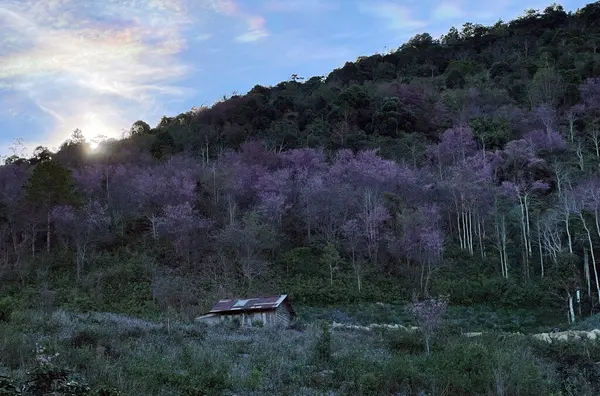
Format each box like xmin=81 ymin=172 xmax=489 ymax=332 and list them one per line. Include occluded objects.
xmin=2 ymin=306 xmax=598 ymax=395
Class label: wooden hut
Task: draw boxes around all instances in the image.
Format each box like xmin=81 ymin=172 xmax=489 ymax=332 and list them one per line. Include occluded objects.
xmin=195 ymin=294 xmax=296 ymax=328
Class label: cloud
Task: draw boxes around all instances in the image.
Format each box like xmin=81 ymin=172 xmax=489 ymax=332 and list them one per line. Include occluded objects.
xmin=235 ymin=16 xmax=269 ymax=43
xmin=196 ymin=33 xmax=213 ymax=41
xmin=200 ymin=0 xmax=269 ymax=43
xmin=263 ymin=0 xmax=339 ymax=14
xmin=0 ymin=0 xmax=193 ymax=149
xmin=431 ymin=2 xmax=465 ymax=21
xmin=357 ymin=1 xmax=429 ymax=31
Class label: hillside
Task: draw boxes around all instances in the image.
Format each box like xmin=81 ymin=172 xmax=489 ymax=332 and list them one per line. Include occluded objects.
xmin=2 ymin=1 xmax=600 ymax=394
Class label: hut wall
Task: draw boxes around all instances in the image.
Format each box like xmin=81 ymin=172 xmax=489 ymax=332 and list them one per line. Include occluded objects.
xmin=275 ymin=304 xmax=292 ymax=327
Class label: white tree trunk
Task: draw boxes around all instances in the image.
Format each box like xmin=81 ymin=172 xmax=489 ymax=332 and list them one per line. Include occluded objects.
xmin=580 ymin=214 xmax=600 ymax=305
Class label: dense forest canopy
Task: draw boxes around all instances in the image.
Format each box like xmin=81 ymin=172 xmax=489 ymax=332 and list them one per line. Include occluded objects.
xmin=1 ymin=1 xmax=600 ymax=321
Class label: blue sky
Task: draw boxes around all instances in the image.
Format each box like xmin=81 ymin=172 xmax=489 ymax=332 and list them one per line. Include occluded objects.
xmin=0 ymin=0 xmax=592 ymax=158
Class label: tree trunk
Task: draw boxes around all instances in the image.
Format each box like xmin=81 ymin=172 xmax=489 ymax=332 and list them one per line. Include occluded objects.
xmin=537 ymin=219 xmax=544 ymax=278
xmin=46 ymin=210 xmax=51 ymax=253
xmin=584 ymin=248 xmax=591 ymax=297
xmin=568 ymin=292 xmax=575 ymax=324
xmin=580 ymin=213 xmax=600 ymax=305
xmin=565 ymin=208 xmax=573 ymax=254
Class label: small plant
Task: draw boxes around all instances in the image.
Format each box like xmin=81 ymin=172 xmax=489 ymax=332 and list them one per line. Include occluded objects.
xmin=251 ymin=320 xmax=264 ymax=328
xmin=224 ymin=317 xmax=241 ymax=330
xmin=245 ymin=368 xmax=262 ymax=390
xmin=0 ymin=375 xmax=20 ymax=395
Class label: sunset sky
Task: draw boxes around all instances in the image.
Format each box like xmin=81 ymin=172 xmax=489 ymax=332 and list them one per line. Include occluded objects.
xmin=0 ymin=0 xmax=591 ymax=158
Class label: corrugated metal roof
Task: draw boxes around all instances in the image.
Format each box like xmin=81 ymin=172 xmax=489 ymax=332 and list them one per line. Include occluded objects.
xmin=208 ymin=294 xmax=290 ymax=314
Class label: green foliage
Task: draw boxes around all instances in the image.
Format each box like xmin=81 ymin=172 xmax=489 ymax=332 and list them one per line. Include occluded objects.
xmin=25 ymin=160 xmax=78 ymax=210
xmin=445 ymin=69 xmax=466 ymax=88
xmin=469 ymin=116 xmax=512 ymax=150
xmin=0 ymin=297 xmax=15 ymax=323
xmin=251 ymin=319 xmax=264 ymax=328
xmin=150 ymin=131 xmax=176 ymax=160
xmin=244 ymin=368 xmax=262 ymax=391
xmin=313 ymin=321 xmax=331 ymax=364
xmin=385 ymin=330 xmax=424 ymax=355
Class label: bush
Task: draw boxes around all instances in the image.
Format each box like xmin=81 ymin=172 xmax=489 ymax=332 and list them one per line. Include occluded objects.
xmin=251 ymin=320 xmax=264 ymax=328
xmin=431 ymin=341 xmax=493 ymax=394
xmin=313 ymin=321 xmax=331 ymax=364
xmin=385 ymin=330 xmax=424 ymax=355
xmin=0 ymin=297 xmax=15 ymax=323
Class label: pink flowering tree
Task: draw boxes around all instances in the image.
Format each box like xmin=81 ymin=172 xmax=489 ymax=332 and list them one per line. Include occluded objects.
xmin=253 ymin=168 xmax=292 ymax=228
xmin=407 ymin=295 xmax=449 ymax=356
xmin=156 ymin=202 xmax=213 ymax=266
xmin=130 ymin=161 xmax=198 ymax=239
xmin=426 ymin=127 xmax=478 ymax=178
xmin=390 ymin=204 xmax=445 ymax=293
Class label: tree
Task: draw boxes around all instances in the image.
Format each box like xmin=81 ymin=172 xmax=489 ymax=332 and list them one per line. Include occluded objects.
xmin=150 ymin=131 xmax=176 ymax=160
xmin=528 ymin=67 xmax=563 ymax=107
xmin=215 ymin=211 xmax=279 ymax=286
xmin=254 ymin=168 xmax=292 ymax=228
xmin=156 ymin=202 xmax=213 ymax=267
xmin=25 ymin=160 xmax=78 ymax=253
xmin=0 ymin=163 xmax=29 ymax=268
xmin=321 ymin=242 xmax=343 ymax=287
xmin=426 ymin=127 xmax=478 ymax=179
xmin=130 ymin=160 xmax=199 ymax=239
xmin=501 ymin=180 xmax=549 ymax=279
xmin=51 ymin=200 xmax=110 ymax=278
xmin=407 ymin=295 xmax=448 ymax=356
xmin=130 ymin=120 xmax=152 ymax=136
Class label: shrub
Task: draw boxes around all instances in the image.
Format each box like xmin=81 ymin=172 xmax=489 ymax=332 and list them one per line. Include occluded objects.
xmin=0 ymin=375 xmax=19 ymax=395
xmin=0 ymin=297 xmax=15 ymax=323
xmin=431 ymin=341 xmax=493 ymax=394
xmin=251 ymin=320 xmax=264 ymax=328
xmin=313 ymin=321 xmax=331 ymax=364
xmin=385 ymin=330 xmax=424 ymax=355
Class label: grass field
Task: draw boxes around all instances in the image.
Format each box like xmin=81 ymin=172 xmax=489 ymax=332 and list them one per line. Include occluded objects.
xmin=1 ymin=304 xmax=599 ymax=395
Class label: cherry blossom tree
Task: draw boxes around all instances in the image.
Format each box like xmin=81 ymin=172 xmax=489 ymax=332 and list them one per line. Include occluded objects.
xmin=156 ymin=202 xmax=213 ymax=266
xmin=389 ymin=204 xmax=445 ymax=293
xmin=130 ymin=160 xmax=198 ymax=238
xmin=253 ymin=168 xmax=292 ymax=228
xmin=407 ymin=295 xmax=448 ymax=356
xmin=426 ymin=126 xmax=478 ymax=178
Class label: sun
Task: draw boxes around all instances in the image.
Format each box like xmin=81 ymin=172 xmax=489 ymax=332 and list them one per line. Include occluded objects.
xmin=79 ymin=113 xmax=110 ymax=150
xmin=89 ymin=140 xmax=100 ymax=150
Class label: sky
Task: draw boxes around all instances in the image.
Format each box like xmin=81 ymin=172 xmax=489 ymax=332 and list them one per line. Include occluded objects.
xmin=0 ymin=0 xmax=592 ymax=158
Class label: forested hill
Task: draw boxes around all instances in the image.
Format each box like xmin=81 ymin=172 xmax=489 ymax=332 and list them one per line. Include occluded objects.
xmin=2 ymin=2 xmax=600 ymax=321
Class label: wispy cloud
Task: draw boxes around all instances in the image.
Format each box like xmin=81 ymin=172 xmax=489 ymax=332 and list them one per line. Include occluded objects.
xmin=263 ymin=0 xmax=339 ymax=14
xmin=357 ymin=1 xmax=429 ymax=31
xmin=0 ymin=0 xmax=193 ymax=149
xmin=196 ymin=33 xmax=213 ymax=41
xmin=431 ymin=1 xmax=465 ymax=21
xmin=200 ymin=0 xmax=269 ymax=43
xmin=235 ymin=16 xmax=269 ymax=43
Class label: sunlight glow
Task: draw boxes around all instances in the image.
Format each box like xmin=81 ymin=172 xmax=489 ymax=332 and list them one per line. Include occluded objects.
xmin=80 ymin=113 xmax=109 ymax=150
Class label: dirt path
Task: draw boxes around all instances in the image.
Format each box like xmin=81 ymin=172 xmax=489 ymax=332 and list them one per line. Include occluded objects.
xmin=331 ymin=321 xmax=600 ymax=343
